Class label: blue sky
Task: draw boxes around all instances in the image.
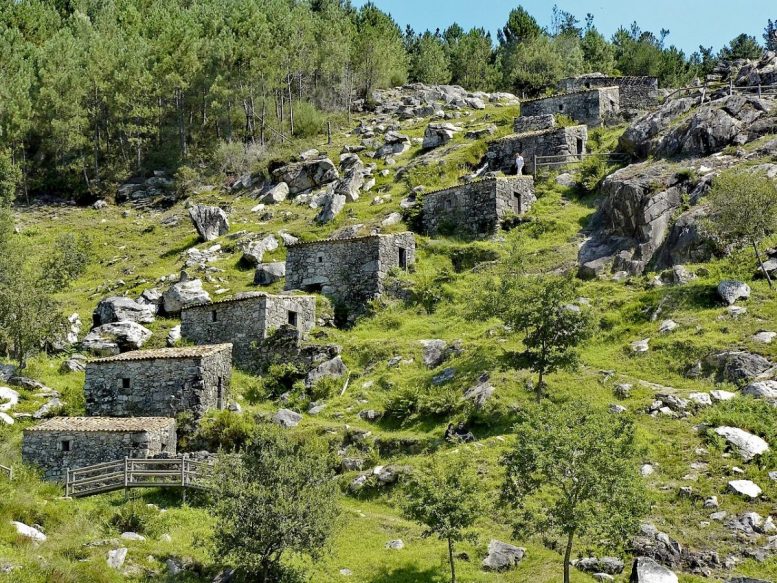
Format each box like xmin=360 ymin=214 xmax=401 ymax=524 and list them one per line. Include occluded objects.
xmin=351 ymin=0 xmax=773 ymax=55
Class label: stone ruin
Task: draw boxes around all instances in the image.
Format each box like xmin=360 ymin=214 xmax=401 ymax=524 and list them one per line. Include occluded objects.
xmin=84 ymin=344 xmax=232 ymax=420
xmin=558 ymin=75 xmax=659 ymax=112
xmin=422 ymin=176 xmax=536 ymax=237
xmin=520 ymin=87 xmax=620 ymax=128
xmin=22 ymin=417 xmax=176 ymax=482
xmin=181 ymin=292 xmax=316 ymax=369
xmin=285 ymin=232 xmax=416 ymax=313
xmin=485 ymin=125 xmax=588 ymax=175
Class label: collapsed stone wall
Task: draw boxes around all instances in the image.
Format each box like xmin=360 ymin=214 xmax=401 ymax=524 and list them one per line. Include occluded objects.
xmin=22 ymin=424 xmax=176 ymax=482
xmin=485 ymin=126 xmax=588 ymax=174
xmin=84 ymin=348 xmax=232 ymax=419
xmin=558 ymin=76 xmax=659 ymax=110
xmin=422 ymin=177 xmax=536 ymax=237
xmin=520 ymin=87 xmax=620 ymax=127
xmin=181 ymin=294 xmax=315 ymax=368
xmin=285 ymin=233 xmax=416 ymax=311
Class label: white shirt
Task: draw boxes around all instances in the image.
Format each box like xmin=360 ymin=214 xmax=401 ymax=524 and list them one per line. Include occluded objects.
xmin=515 ymin=155 xmax=524 ymax=174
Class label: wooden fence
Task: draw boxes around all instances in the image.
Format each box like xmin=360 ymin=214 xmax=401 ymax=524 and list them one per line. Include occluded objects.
xmin=65 ymin=457 xmax=212 ymax=498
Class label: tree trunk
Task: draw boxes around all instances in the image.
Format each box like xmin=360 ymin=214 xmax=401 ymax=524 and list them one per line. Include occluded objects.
xmin=287 ymin=74 xmax=295 ymax=136
xmin=447 ymin=536 xmax=456 ymax=583
xmin=563 ymin=531 xmax=575 ymax=583
xmin=752 ymin=239 xmax=773 ymax=289
xmin=535 ymin=368 xmax=544 ymax=402
xmin=260 ymin=99 xmax=266 ymax=146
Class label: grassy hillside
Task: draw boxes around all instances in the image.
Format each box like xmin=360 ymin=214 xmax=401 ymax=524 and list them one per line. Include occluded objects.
xmin=1 ymin=100 xmax=775 ymax=583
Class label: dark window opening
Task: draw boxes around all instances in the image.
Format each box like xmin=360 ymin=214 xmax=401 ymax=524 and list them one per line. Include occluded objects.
xmin=61 ymin=440 xmax=71 ymax=452
xmin=398 ymin=247 xmax=408 ymax=270
xmin=161 ymin=443 xmax=167 ymax=452
xmin=558 ymin=103 xmax=564 ymax=112
xmin=288 ymin=310 xmax=298 ymax=327
xmin=445 ymin=198 xmax=453 ymax=209
xmin=585 ymin=82 xmax=591 ymax=89
xmin=211 ymin=310 xmax=218 ymax=322
xmin=302 ymin=282 xmax=324 ymax=293
xmin=576 ymin=137 xmax=584 ymax=156
xmin=122 ymin=378 xmax=131 ymax=389
xmin=317 ymin=255 xmax=324 ymax=263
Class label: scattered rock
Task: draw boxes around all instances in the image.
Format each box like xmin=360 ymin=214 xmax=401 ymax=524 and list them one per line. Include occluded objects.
xmin=631 ymin=339 xmax=650 ymax=353
xmin=272 ymin=409 xmax=302 ymax=429
xmin=432 ymin=367 xmax=456 ymax=385
xmin=166 ymin=325 xmax=181 ymax=347
xmin=305 ymin=356 xmax=347 ymax=388
xmin=727 ymin=479 xmax=762 ymax=498
xmin=741 ymin=380 xmax=777 ymax=401
xmin=714 ymin=426 xmax=769 ymax=461
xmin=710 ymin=389 xmax=738 ymax=402
xmin=254 ymin=262 xmax=286 ymax=286
xmin=11 ymin=521 xmax=46 ymax=542
xmin=107 ymin=547 xmax=128 ymax=570
xmin=121 ymin=532 xmax=146 ymax=541
xmin=572 ymin=556 xmax=624 ymax=575
xmin=420 ymin=339 xmax=453 ymax=368
xmin=718 ymin=281 xmax=751 ymax=305
xmin=82 ymin=322 xmax=152 ymax=355
xmin=32 ymin=397 xmax=64 ymax=419
xmin=463 ymin=374 xmax=494 ymax=408
xmin=630 ymin=557 xmax=678 ymax=583
xmin=163 ymin=277 xmax=210 ymax=314
xmin=93 ymin=296 xmax=155 ymax=326
xmin=239 ymin=234 xmax=279 ymax=265
xmin=0 ymin=387 xmax=20 ymax=412
xmin=261 ymin=182 xmax=289 ymax=204
xmin=659 ymin=320 xmax=678 ymax=333
xmin=272 ymin=158 xmax=339 ymax=195
xmin=385 ymin=540 xmax=404 ymax=550
xmin=188 ymin=205 xmax=229 ymax=242
xmin=482 ymin=539 xmax=525 ymax=572
xmin=752 ymin=331 xmax=777 ymax=344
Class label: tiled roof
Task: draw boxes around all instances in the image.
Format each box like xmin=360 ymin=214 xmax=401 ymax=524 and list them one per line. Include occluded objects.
xmin=183 ymin=292 xmax=314 ymax=311
xmin=26 ymin=416 xmax=174 ymax=433
xmin=286 ymin=232 xmax=413 ymax=248
xmin=520 ymin=86 xmax=620 ymax=105
xmin=89 ymin=344 xmax=232 ymax=363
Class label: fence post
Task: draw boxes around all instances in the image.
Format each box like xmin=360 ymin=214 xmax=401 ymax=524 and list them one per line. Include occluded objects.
xmin=729 ymin=79 xmax=733 ymax=96
xmin=181 ymin=458 xmax=187 ymax=504
xmin=533 ymin=154 xmax=537 ymax=177
xmin=124 ymin=457 xmax=129 ymax=500
xmin=65 ymin=468 xmax=70 ymax=497
xmin=327 ymin=121 xmax=332 ymax=145
xmin=758 ymin=84 xmax=762 ymax=99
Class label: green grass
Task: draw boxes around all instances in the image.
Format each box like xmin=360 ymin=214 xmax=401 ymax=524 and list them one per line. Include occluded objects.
xmin=1 ymin=100 xmax=776 ymax=582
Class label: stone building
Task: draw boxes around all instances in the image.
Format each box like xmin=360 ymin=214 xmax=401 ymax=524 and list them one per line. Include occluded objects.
xmin=520 ymin=87 xmax=620 ymax=127
xmin=285 ymin=233 xmax=416 ymax=312
xmin=422 ymin=176 xmax=536 ymax=237
xmin=22 ymin=417 xmax=176 ymax=482
xmin=181 ymin=292 xmax=316 ymax=368
xmin=84 ymin=344 xmax=232 ymax=419
xmin=558 ymin=75 xmax=659 ymax=111
xmin=485 ymin=125 xmax=588 ymax=175
xmin=513 ymin=114 xmax=556 ymax=134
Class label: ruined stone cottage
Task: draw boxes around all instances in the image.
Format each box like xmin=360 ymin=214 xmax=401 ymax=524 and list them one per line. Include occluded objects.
xmin=285 ymin=233 xmax=416 ymax=311
xmin=557 ymin=75 xmax=659 ymax=111
xmin=520 ymin=87 xmax=620 ymax=127
xmin=486 ymin=125 xmax=588 ymax=175
xmin=84 ymin=344 xmax=232 ymax=419
xmin=22 ymin=417 xmax=176 ymax=482
xmin=422 ymin=176 xmax=536 ymax=237
xmin=181 ymin=292 xmax=316 ymax=368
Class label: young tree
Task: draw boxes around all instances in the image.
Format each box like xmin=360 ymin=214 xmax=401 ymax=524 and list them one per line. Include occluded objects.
xmin=580 ymin=15 xmax=616 ymax=74
xmin=475 ymin=269 xmax=594 ymax=400
xmin=211 ymin=425 xmax=339 ymax=582
xmin=501 ymin=401 xmax=649 ymax=583
xmin=765 ymin=19 xmax=777 ymax=51
xmin=352 ymin=3 xmax=408 ymax=98
xmin=410 ymin=31 xmax=451 ymax=85
xmin=449 ymin=28 xmax=497 ymax=90
xmin=497 ymin=6 xmax=542 ymax=47
xmin=402 ymin=453 xmax=482 ymax=583
xmin=719 ymin=33 xmax=762 ymax=61
xmin=706 ymin=169 xmax=777 ymax=288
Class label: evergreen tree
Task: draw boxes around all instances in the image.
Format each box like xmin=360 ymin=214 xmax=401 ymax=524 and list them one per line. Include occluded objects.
xmin=352 ymin=2 xmax=408 ymax=99
xmin=410 ymin=31 xmax=451 ymax=85
xmin=497 ymin=6 xmax=542 ymax=47
xmin=719 ymin=33 xmax=762 ymax=61
xmin=580 ymin=15 xmax=615 ymax=74
xmin=765 ymin=19 xmax=777 ymax=51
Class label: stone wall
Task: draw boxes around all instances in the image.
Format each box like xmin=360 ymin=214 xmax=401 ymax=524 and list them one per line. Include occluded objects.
xmin=22 ymin=417 xmax=176 ymax=482
xmin=513 ymin=114 xmax=555 ymax=134
xmin=84 ymin=345 xmax=232 ymax=420
xmin=485 ymin=126 xmax=588 ymax=174
xmin=422 ymin=177 xmax=536 ymax=237
xmin=181 ymin=293 xmax=315 ymax=368
xmin=558 ymin=76 xmax=659 ymax=110
xmin=520 ymin=87 xmax=620 ymax=127
xmin=285 ymin=233 xmax=416 ymax=311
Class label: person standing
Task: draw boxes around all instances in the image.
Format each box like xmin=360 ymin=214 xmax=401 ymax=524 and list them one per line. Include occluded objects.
xmin=515 ymin=152 xmax=525 ymax=175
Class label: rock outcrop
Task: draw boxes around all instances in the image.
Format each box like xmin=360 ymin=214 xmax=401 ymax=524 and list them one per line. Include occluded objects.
xmin=188 ymin=205 xmax=229 ymax=242
xmin=272 ymin=157 xmax=339 ymax=196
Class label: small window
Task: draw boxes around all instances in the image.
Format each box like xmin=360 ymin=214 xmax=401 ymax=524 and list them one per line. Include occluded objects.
xmin=61 ymin=440 xmax=71 ymax=452
xmin=398 ymin=247 xmax=408 ymax=270
xmin=288 ymin=310 xmax=298 ymax=327
xmin=558 ymin=103 xmax=564 ymax=112
xmin=585 ymin=81 xmax=591 ymax=89
xmin=317 ymin=255 xmax=323 ymax=264
xmin=122 ymin=378 xmax=131 ymax=389
xmin=445 ymin=198 xmax=453 ymax=210
xmin=211 ymin=310 xmax=218 ymax=322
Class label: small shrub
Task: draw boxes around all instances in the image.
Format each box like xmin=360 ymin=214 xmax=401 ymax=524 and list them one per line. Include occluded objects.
xmin=309 ymin=376 xmax=342 ymax=402
xmin=578 ymin=155 xmax=609 ymax=194
xmin=412 ymin=267 xmax=454 ymax=314
xmin=174 ymin=165 xmax=201 ymax=197
xmin=292 ymin=102 xmax=325 ymax=139
xmin=42 ymin=233 xmax=92 ymax=289
xmin=554 ymin=114 xmax=577 ymax=128
xmin=195 ymin=409 xmax=256 ymax=452
xmin=264 ymin=363 xmax=304 ymax=399
xmin=110 ymin=500 xmax=157 ymax=534
xmin=448 ymin=245 xmax=500 ymax=273
xmin=213 ymin=141 xmax=266 ymax=176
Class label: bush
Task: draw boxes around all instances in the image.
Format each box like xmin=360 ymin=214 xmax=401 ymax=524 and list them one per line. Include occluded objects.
xmin=263 ymin=363 xmax=304 ymax=399
xmin=174 ymin=165 xmax=201 ymax=197
xmin=213 ymin=141 xmax=267 ymax=176
xmin=195 ymin=409 xmax=256 ymax=452
xmin=412 ymin=267 xmax=454 ymax=314
xmin=292 ymin=102 xmax=325 ymax=139
xmin=42 ymin=233 xmax=92 ymax=290
xmin=578 ymin=155 xmax=609 ymax=194
xmin=448 ymin=244 xmax=500 ymax=273
xmin=384 ymin=385 xmax=461 ymax=422
xmin=110 ymin=500 xmax=158 ymax=534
